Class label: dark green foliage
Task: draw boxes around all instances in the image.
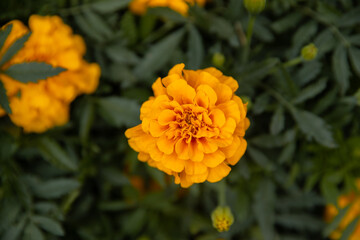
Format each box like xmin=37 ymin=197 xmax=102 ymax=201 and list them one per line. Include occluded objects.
xmin=1 ymin=0 xmax=360 ymax=239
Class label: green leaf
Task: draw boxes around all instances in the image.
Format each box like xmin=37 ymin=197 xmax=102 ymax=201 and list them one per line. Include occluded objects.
xmin=123 ymin=208 xmax=147 ymax=235
xmin=91 ymin=0 xmax=131 ymax=13
xmin=348 ymin=47 xmax=360 ymax=78
xmin=289 ymin=21 xmax=317 ymax=58
xmin=323 ymin=205 xmax=351 ymax=237
xmin=140 ymin=14 xmax=157 ymax=39
xmin=79 ymin=99 xmax=95 ymax=144
xmin=254 ymin=179 xmax=275 ymax=240
xmin=336 ymin=7 xmax=360 ymax=27
xmin=332 ymin=44 xmax=350 ymax=95
xmin=101 ymin=168 xmax=130 ymax=186
xmin=147 ymin=7 xmax=187 ymax=23
xmin=247 ymin=146 xmax=275 ymax=171
xmin=134 ymin=28 xmax=185 ymax=80
xmin=240 ymin=58 xmax=279 ymax=84
xmin=291 ymin=109 xmax=336 ymax=148
xmin=314 ymin=29 xmax=336 ymax=57
xmin=0 ymin=80 xmax=11 ymax=114
xmin=187 ymin=24 xmax=204 ymax=69
xmin=340 ymin=216 xmax=360 ymax=240
xmin=209 ymin=15 xmax=235 ymax=41
xmin=105 ymin=44 xmax=139 ymax=64
xmin=270 ymin=105 xmax=284 ymax=135
xmin=82 ymin=8 xmax=113 ymax=39
xmin=0 ymin=24 xmax=13 ymax=52
xmin=271 ymin=12 xmax=302 ymax=33
xmin=74 ymin=14 xmax=104 ymax=42
xmin=294 ymin=61 xmax=322 ymax=86
xmin=31 ymin=178 xmax=80 ymax=199
xmin=3 ymin=62 xmax=66 ymax=83
xmin=293 ymin=78 xmax=327 ymax=104
xmin=121 ymin=11 xmax=138 ymax=45
xmin=32 ymin=216 xmax=64 ymax=236
xmin=278 ymin=142 xmax=296 ymax=164
xmin=97 ymin=97 xmax=140 ymax=127
xmin=2 ymin=218 xmax=26 ymax=240
xmin=23 ymin=223 xmax=44 ymax=240
xmin=36 ymin=137 xmax=78 ymax=171
xmin=0 ymin=198 xmax=21 ymax=233
xmin=0 ymin=32 xmax=30 ymax=67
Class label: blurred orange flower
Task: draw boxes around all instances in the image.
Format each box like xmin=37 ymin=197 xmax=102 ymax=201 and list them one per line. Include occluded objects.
xmin=324 ymin=179 xmax=360 ymax=240
xmin=0 ymin=15 xmax=100 ymax=133
xmin=125 ymin=63 xmax=249 ymax=188
xmin=129 ymin=0 xmax=206 ymax=16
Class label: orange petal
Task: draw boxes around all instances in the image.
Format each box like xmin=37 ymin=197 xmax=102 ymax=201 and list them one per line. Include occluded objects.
xmin=197 ymin=71 xmax=219 ymax=89
xmin=179 ymin=171 xmax=193 ymax=188
xmin=175 ymin=138 xmax=190 ymax=159
xmin=184 ymin=161 xmax=207 ymax=175
xmin=194 ymin=91 xmax=209 ymax=109
xmin=217 ymin=100 xmax=241 ymax=123
xmin=168 ymin=63 xmax=185 ymax=77
xmin=158 ymin=109 xmax=177 ymax=125
xmin=202 ymin=150 xmax=226 ymax=168
xmin=148 ymin=145 xmax=163 ymax=162
xmin=157 ymin=135 xmax=176 ymax=154
xmin=188 ymin=139 xmax=204 ymax=162
xmin=149 ymin=120 xmax=168 ymax=137
xmin=196 ymin=84 xmax=217 ymax=106
xmin=221 ymin=136 xmax=240 ymax=158
xmin=215 ymin=83 xmax=233 ymax=104
xmin=207 ymin=162 xmax=231 ymax=183
xmin=233 ymin=95 xmax=247 ymax=119
xmin=138 ymin=152 xmax=150 ymax=162
xmin=210 ymin=109 xmax=226 ymax=128
xmin=189 ymin=171 xmax=208 ymax=183
xmin=197 ymin=138 xmax=218 ymax=154
xmin=226 ymin=138 xmax=247 ymax=165
xmin=220 ymin=118 xmax=236 ymax=139
xmin=162 ymin=74 xmax=181 ymax=87
xmin=125 ymin=125 xmax=143 ymax=138
xmin=152 ymin=77 xmax=166 ymax=96
xmin=167 ymin=79 xmax=196 ymax=104
xmin=162 ymin=153 xmax=185 ymax=172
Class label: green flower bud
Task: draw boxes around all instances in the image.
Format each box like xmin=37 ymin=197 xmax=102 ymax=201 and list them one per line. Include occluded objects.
xmin=212 ymin=52 xmax=225 ymax=68
xmin=211 ymin=206 xmax=234 ymax=232
xmin=301 ymin=43 xmax=318 ymax=61
xmin=244 ymin=0 xmax=266 ymax=15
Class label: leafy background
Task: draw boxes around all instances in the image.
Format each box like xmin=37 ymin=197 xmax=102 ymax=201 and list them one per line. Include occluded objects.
xmin=1 ymin=0 xmax=360 ymax=239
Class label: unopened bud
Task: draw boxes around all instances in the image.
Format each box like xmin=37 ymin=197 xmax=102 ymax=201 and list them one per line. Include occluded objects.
xmin=212 ymin=52 xmax=225 ymax=68
xmin=301 ymin=43 xmax=318 ymax=61
xmin=211 ymin=206 xmax=234 ymax=232
xmin=244 ymin=0 xmax=266 ymax=15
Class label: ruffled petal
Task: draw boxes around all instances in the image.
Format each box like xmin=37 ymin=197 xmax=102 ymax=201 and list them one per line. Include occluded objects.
xmin=167 ymin=79 xmax=196 ymax=104
xmin=202 ymin=150 xmax=226 ymax=168
xmin=207 ymin=162 xmax=231 ymax=183
xmin=226 ymin=138 xmax=247 ymax=165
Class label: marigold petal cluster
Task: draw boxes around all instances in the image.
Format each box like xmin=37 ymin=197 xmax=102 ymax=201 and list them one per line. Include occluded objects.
xmin=0 ymin=15 xmax=100 ymax=133
xmin=324 ymin=179 xmax=360 ymax=240
xmin=125 ymin=63 xmax=249 ymax=188
xmin=129 ymin=0 xmax=206 ymax=16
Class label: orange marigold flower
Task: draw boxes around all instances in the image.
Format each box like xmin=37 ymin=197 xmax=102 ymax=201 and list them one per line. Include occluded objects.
xmin=125 ymin=63 xmax=250 ymax=188
xmin=0 ymin=15 xmax=100 ymax=133
xmin=324 ymin=179 xmax=360 ymax=240
xmin=129 ymin=0 xmax=206 ymax=16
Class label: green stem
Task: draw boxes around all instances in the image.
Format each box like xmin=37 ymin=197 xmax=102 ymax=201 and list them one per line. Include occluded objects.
xmin=242 ymin=14 xmax=256 ymax=63
xmin=283 ymin=57 xmax=303 ymax=68
xmin=218 ymin=180 xmax=226 ymax=206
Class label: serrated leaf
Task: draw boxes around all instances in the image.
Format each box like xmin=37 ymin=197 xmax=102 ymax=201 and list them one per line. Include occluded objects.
xmin=82 ymin=8 xmax=113 ymax=39
xmin=0 ymin=32 xmax=30 ymax=67
xmin=209 ymin=15 xmax=235 ymax=40
xmin=91 ymin=0 xmax=131 ymax=13
xmin=0 ymin=80 xmax=11 ymax=113
xmin=36 ymin=137 xmax=77 ymax=171
xmin=2 ymin=218 xmax=25 ymax=240
xmin=293 ymin=78 xmax=327 ymax=104
xmin=248 ymin=146 xmax=275 ymax=171
xmin=340 ymin=216 xmax=360 ymax=240
xmin=3 ymin=62 xmax=66 ymax=83
xmin=291 ymin=109 xmax=336 ymax=148
xmin=134 ymin=28 xmax=185 ymax=80
xmin=105 ymin=44 xmax=139 ymax=64
xmin=0 ymin=198 xmax=21 ymax=233
xmin=240 ymin=58 xmax=279 ymax=84
xmin=270 ymin=105 xmax=284 ymax=135
xmin=332 ymin=45 xmax=350 ymax=95
xmin=314 ymin=29 xmax=336 ymax=57
xmin=278 ymin=142 xmax=296 ymax=164
xmin=294 ymin=61 xmax=322 ymax=86
xmin=23 ymin=223 xmax=44 ymax=240
xmin=147 ymin=7 xmax=187 ymax=23
xmin=187 ymin=24 xmax=204 ymax=69
xmin=336 ymin=7 xmax=360 ymax=27
xmin=74 ymin=14 xmax=104 ymax=42
xmin=0 ymin=24 xmax=13 ymax=51
xmin=97 ymin=97 xmax=140 ymax=127
xmin=323 ymin=205 xmax=351 ymax=237
xmin=32 ymin=216 xmax=64 ymax=236
xmin=31 ymin=179 xmax=80 ymax=199
xmin=348 ymin=47 xmax=360 ymax=78
xmin=271 ymin=12 xmax=302 ymax=33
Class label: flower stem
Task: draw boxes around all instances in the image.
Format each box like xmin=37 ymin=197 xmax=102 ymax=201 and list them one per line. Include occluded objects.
xmin=283 ymin=57 xmax=303 ymax=68
xmin=218 ymin=179 xmax=226 ymax=206
xmin=242 ymin=14 xmax=256 ymax=63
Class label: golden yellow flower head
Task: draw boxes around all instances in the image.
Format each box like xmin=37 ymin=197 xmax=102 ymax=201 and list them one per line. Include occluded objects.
xmin=129 ymin=0 xmax=206 ymax=16
xmin=244 ymin=0 xmax=266 ymax=15
xmin=125 ymin=63 xmax=249 ymax=188
xmin=0 ymin=15 xmax=100 ymax=133
xmin=211 ymin=206 xmax=234 ymax=232
xmin=324 ymin=179 xmax=360 ymax=240
xmin=301 ymin=43 xmax=318 ymax=61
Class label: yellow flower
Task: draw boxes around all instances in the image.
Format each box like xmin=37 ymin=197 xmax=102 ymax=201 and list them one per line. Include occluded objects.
xmin=211 ymin=206 xmax=234 ymax=232
xmin=129 ymin=0 xmax=206 ymax=16
xmin=125 ymin=63 xmax=249 ymax=188
xmin=324 ymin=179 xmax=360 ymax=240
xmin=0 ymin=15 xmax=100 ymax=133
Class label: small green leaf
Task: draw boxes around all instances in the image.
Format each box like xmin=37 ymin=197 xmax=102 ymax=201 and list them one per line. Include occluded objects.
xmin=240 ymin=58 xmax=280 ymax=84
xmin=294 ymin=61 xmax=322 ymax=86
xmin=187 ymin=24 xmax=204 ymax=69
xmin=79 ymin=99 xmax=95 ymax=144
xmin=31 ymin=178 xmax=80 ymax=199
xmin=332 ymin=44 xmax=350 ymax=95
xmin=147 ymin=7 xmax=187 ymax=23
xmin=140 ymin=14 xmax=157 ymax=39
xmin=270 ymin=105 xmax=284 ymax=135
xmin=134 ymin=28 xmax=185 ymax=80
xmin=91 ymin=0 xmax=131 ymax=13
xmin=121 ymin=11 xmax=138 ymax=45
xmin=0 ymin=80 xmax=11 ymax=114
xmin=348 ymin=47 xmax=360 ymax=78
xmin=97 ymin=97 xmax=140 ymax=127
xmin=36 ymin=137 xmax=78 ymax=171
xmin=3 ymin=62 xmax=66 ymax=83
xmin=23 ymin=223 xmax=44 ymax=240
xmin=0 ymin=32 xmax=30 ymax=67
xmin=291 ymin=109 xmax=336 ymax=148
xmin=293 ymin=78 xmax=327 ymax=104
xmin=105 ymin=44 xmax=139 ymax=64
xmin=82 ymin=8 xmax=113 ymax=39
xmin=248 ymin=146 xmax=275 ymax=172
xmin=2 ymin=218 xmax=26 ymax=240
xmin=74 ymin=14 xmax=104 ymax=42
xmin=32 ymin=216 xmax=64 ymax=236
xmin=336 ymin=7 xmax=360 ymax=27
xmin=323 ymin=205 xmax=351 ymax=237
xmin=0 ymin=24 xmax=13 ymax=52
xmin=271 ymin=12 xmax=303 ymax=33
